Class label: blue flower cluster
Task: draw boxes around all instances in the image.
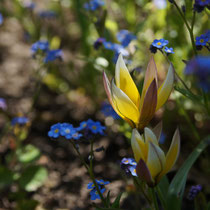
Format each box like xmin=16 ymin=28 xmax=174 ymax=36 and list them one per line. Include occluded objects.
xmin=44 ymin=49 xmax=63 ymax=63
xmin=0 ymin=13 xmax=3 ymax=25
xmin=93 ymin=38 xmax=106 ymax=50
xmin=185 ymin=56 xmax=210 ymax=92
xmin=195 ymin=30 xmax=210 ymax=50
xmin=101 ymin=102 xmax=120 ymax=120
xmin=31 ymin=40 xmax=63 ymax=63
xmin=194 ymin=0 xmax=210 ymax=13
xmin=48 ymin=119 xmax=105 ymax=140
xmin=77 ymin=119 xmax=106 ymax=135
xmin=87 ymin=179 xmax=109 ymax=200
xmin=94 ymin=30 xmax=136 ymax=63
xmin=11 ymin=117 xmax=29 ymax=126
xmin=0 ymin=98 xmax=7 ymax=110
xmin=48 ymin=123 xmax=82 ymax=140
xmin=120 ymin=158 xmax=137 ymax=176
xmin=31 ymin=40 xmax=49 ymax=53
xmin=83 ymin=0 xmax=104 ymax=11
xmin=150 ymin=38 xmax=174 ymax=54
xmin=187 ymin=185 xmax=202 ymax=200
xmin=116 ymin=30 xmax=137 ymax=48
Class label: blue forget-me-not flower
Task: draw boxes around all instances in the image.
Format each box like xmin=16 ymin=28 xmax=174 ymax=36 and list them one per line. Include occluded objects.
xmin=44 ymin=49 xmax=63 ymax=63
xmin=11 ymin=117 xmax=29 ymax=126
xmin=151 ymin=39 xmax=169 ymax=48
xmin=164 ymin=47 xmax=174 ymax=54
xmin=87 ymin=179 xmax=109 ymax=200
xmin=0 ymin=13 xmax=3 ymax=25
xmin=116 ymin=30 xmax=136 ymax=48
xmin=185 ymin=56 xmax=210 ymax=92
xmin=120 ymin=158 xmax=137 ymax=176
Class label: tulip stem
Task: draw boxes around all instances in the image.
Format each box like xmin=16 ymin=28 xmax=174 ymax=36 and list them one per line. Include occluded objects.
xmin=156 ymin=186 xmax=166 ymax=210
xmin=133 ymin=177 xmax=152 ymax=206
xmin=151 ymin=188 xmax=159 ymax=210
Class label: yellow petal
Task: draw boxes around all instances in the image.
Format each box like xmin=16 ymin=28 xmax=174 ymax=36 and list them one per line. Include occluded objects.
xmin=157 ymin=128 xmax=180 ymax=182
xmin=144 ymin=127 xmax=159 ymax=161
xmin=138 ymin=79 xmax=157 ymax=130
xmin=111 ymin=80 xmax=140 ymax=124
xmin=139 ymin=57 xmax=158 ymax=111
xmin=115 ymin=54 xmax=140 ymax=107
xmin=146 ymin=142 xmax=166 ymax=180
xmin=156 ymin=63 xmax=174 ymax=111
xmin=103 ymin=72 xmax=135 ymax=127
xmin=131 ymin=129 xmax=146 ymax=162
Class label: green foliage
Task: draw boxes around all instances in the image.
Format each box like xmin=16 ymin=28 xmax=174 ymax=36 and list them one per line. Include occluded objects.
xmin=19 ymin=166 xmax=48 ymax=192
xmin=16 ymin=199 xmax=39 ymax=210
xmin=16 ymin=144 xmax=41 ymax=164
xmin=166 ymin=136 xmax=210 ymax=210
xmin=0 ymin=166 xmax=14 ymax=189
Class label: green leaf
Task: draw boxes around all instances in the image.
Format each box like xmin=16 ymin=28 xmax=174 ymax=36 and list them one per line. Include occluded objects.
xmin=16 ymin=144 xmax=40 ymax=164
xmin=174 ymin=86 xmax=202 ymax=102
xmin=158 ymin=175 xmax=169 ymax=196
xmin=19 ymin=165 xmax=48 ymax=192
xmin=111 ymin=192 xmax=123 ymax=208
xmin=0 ymin=166 xmax=14 ymax=189
xmin=166 ymin=136 xmax=210 ymax=210
xmin=157 ymin=176 xmax=169 ymax=209
xmin=207 ymin=201 xmax=210 ymax=210
xmin=17 ymin=199 xmax=38 ymax=210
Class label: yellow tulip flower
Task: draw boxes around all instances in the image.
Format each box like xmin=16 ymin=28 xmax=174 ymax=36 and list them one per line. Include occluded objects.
xmin=131 ymin=124 xmax=180 ymax=187
xmin=103 ymin=54 xmax=174 ymax=130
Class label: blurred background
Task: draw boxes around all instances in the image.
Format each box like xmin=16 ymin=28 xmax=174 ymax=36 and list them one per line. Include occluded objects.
xmin=0 ymin=0 xmax=209 ymax=209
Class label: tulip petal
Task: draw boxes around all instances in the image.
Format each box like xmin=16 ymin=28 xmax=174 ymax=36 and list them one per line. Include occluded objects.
xmin=115 ymin=54 xmax=140 ymax=107
xmin=146 ymin=142 xmax=166 ymax=180
xmin=152 ymin=121 xmax=163 ymax=141
xmin=142 ymin=57 xmax=158 ymax=92
xmin=103 ymin=71 xmax=114 ymax=107
xmin=144 ymin=127 xmax=158 ymax=145
xmin=111 ymin=80 xmax=140 ymax=124
xmin=131 ymin=129 xmax=146 ymax=162
xmin=138 ymin=79 xmax=157 ymax=130
xmin=156 ymin=63 xmax=174 ymax=111
xmin=103 ymin=72 xmax=135 ymax=127
xmin=139 ymin=57 xmax=158 ymax=109
xmin=136 ymin=159 xmax=154 ymax=187
xmin=157 ymin=128 xmax=180 ymax=182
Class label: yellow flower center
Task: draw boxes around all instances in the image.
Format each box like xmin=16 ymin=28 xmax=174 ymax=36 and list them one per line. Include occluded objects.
xmin=65 ymin=129 xmax=70 ymax=133
xmin=200 ymin=39 xmax=204 ymax=43
xmin=73 ymin=133 xmax=78 ymax=137
xmin=92 ymin=126 xmax=97 ymax=130
xmin=54 ymin=129 xmax=59 ymax=133
xmin=157 ymin=42 xmax=161 ymax=45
